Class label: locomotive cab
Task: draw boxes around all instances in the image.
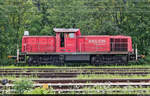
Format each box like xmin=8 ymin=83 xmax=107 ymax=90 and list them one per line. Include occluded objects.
xmin=54 ymin=28 xmax=81 ymax=53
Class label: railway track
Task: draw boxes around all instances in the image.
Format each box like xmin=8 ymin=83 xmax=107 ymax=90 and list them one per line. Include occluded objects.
xmin=2 ymin=82 xmax=150 ymax=87
xmin=0 ymin=68 xmax=150 ymax=81
xmin=1 ymin=78 xmax=150 ymax=84
xmin=1 ymin=78 xmax=150 ymax=87
xmin=1 ymin=68 xmax=150 ymax=94
xmin=0 ymin=68 xmax=150 ymax=77
xmin=0 ymin=72 xmax=150 ymax=78
xmin=1 ymin=86 xmax=150 ymax=94
xmin=0 ymin=68 xmax=150 ymax=71
xmin=1 ymin=79 xmax=150 ymax=93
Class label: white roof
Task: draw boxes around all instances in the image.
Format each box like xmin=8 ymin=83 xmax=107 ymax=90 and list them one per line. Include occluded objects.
xmin=53 ymin=28 xmax=79 ymax=32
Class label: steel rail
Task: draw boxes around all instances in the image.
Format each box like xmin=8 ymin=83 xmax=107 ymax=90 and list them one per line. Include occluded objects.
xmin=0 ymin=69 xmax=149 ymax=72
xmin=0 ymin=68 xmax=150 ymax=70
xmin=0 ymin=68 xmax=149 ymax=73
xmin=2 ymin=83 xmax=150 ymax=87
xmin=1 ymin=78 xmax=150 ymax=84
xmin=32 ymin=78 xmax=150 ymax=83
xmin=0 ymin=72 xmax=149 ymax=78
xmin=0 ymin=89 xmax=149 ymax=94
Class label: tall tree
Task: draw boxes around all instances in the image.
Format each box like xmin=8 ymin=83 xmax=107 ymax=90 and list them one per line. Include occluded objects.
xmin=0 ymin=0 xmax=36 ymax=64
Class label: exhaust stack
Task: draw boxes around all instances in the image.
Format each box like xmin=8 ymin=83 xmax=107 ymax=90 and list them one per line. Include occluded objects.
xmin=24 ymin=31 xmax=29 ymax=36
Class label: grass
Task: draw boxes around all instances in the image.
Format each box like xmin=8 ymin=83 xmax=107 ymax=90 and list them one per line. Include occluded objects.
xmin=0 ymin=63 xmax=150 ymax=68
xmin=77 ymin=74 xmax=150 ymax=79
xmin=1 ymin=74 xmax=150 ymax=80
xmin=77 ymin=86 xmax=150 ymax=94
xmin=0 ymin=75 xmax=38 ymax=81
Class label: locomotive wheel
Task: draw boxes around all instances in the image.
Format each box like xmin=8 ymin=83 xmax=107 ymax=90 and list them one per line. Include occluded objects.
xmin=95 ymin=59 xmax=100 ymax=66
xmin=114 ymin=56 xmax=128 ymax=66
xmin=91 ymin=56 xmax=100 ymax=66
xmin=121 ymin=56 xmax=128 ymax=65
xmin=91 ymin=55 xmax=128 ymax=66
xmin=52 ymin=56 xmax=59 ymax=66
xmin=51 ymin=55 xmax=64 ymax=66
xmin=27 ymin=57 xmax=33 ymax=66
xmin=27 ymin=56 xmax=40 ymax=66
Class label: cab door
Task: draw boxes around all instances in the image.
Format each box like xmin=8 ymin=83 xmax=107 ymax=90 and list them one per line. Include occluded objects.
xmin=56 ymin=32 xmax=76 ymax=53
xmin=65 ymin=33 xmax=76 ymax=52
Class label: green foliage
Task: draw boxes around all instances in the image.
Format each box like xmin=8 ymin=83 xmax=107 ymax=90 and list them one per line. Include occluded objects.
xmin=24 ymin=87 xmax=55 ymax=94
xmin=143 ymin=55 xmax=150 ymax=64
xmin=0 ymin=0 xmax=150 ymax=64
xmin=13 ymin=79 xmax=33 ymax=94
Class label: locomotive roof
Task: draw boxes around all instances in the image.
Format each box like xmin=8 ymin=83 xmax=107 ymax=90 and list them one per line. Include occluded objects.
xmin=80 ymin=35 xmax=131 ymax=38
xmin=53 ymin=28 xmax=79 ymax=32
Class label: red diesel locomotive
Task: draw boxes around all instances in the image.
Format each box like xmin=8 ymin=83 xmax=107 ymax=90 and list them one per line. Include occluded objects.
xmin=10 ymin=28 xmax=140 ymax=65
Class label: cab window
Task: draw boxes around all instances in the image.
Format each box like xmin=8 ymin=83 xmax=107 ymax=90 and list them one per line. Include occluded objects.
xmin=69 ymin=33 xmax=75 ymax=38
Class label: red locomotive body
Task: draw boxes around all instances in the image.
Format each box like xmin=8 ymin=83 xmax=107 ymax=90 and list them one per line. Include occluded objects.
xmin=15 ymin=28 xmax=138 ymax=65
xmin=22 ymin=36 xmax=55 ymax=53
xmin=77 ymin=36 xmax=110 ymax=52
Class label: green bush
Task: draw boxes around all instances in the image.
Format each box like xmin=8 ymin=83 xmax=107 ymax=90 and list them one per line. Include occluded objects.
xmin=144 ymin=55 xmax=150 ymax=63
xmin=13 ymin=79 xmax=33 ymax=94
xmin=24 ymin=87 xmax=55 ymax=94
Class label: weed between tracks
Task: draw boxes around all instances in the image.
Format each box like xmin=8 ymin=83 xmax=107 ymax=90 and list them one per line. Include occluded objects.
xmin=76 ymin=86 xmax=150 ymax=94
xmin=0 ymin=75 xmax=38 ymax=81
xmin=77 ymin=74 xmax=150 ymax=79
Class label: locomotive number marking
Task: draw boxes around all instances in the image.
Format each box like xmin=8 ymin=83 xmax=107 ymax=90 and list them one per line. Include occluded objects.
xmin=88 ymin=40 xmax=106 ymax=45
